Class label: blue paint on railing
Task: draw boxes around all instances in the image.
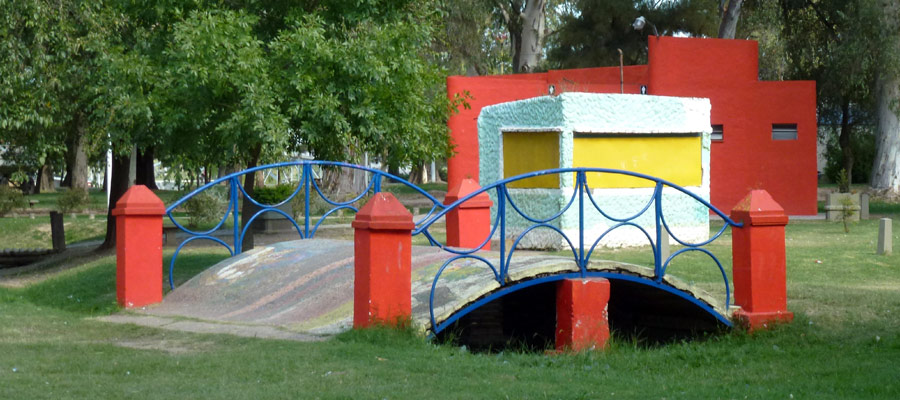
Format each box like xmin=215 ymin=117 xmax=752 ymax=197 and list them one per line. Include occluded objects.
xmin=416 ymin=167 xmax=742 ymax=334
xmin=164 ymin=161 xmax=444 ymax=290
xmin=166 ymin=163 xmax=742 ymax=334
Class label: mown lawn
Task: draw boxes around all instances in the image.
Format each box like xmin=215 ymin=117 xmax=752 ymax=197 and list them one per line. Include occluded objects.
xmin=0 ymin=215 xmax=898 ymax=399
xmin=0 ymin=215 xmax=106 ymax=249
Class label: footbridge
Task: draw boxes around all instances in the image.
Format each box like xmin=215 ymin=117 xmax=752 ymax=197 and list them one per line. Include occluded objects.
xmin=114 ymin=161 xmax=793 ymax=350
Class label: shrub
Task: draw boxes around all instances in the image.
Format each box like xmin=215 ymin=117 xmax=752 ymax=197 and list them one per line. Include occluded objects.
xmin=57 ymin=188 xmax=90 ymax=214
xmin=253 ymin=184 xmax=295 ymax=204
xmin=823 ymin=127 xmax=875 ymax=184
xmin=0 ymin=186 xmax=26 ymax=217
xmin=183 ymin=190 xmax=226 ymax=228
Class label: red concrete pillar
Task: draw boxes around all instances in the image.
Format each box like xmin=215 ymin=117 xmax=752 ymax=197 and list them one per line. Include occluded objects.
xmin=351 ymin=193 xmax=415 ymax=328
xmin=556 ymin=278 xmax=611 ymax=352
xmin=730 ymin=189 xmax=794 ymax=331
xmin=444 ymin=178 xmax=493 ymax=250
xmin=112 ymin=185 xmax=165 ymax=308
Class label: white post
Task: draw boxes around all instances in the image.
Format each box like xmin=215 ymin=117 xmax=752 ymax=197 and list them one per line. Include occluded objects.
xmin=878 ymin=218 xmax=893 ymax=255
xmin=106 ymin=145 xmax=112 ymax=208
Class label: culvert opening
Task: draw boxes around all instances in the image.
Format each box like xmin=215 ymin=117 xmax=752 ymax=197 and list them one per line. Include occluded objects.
xmin=433 ymin=279 xmax=729 ymax=352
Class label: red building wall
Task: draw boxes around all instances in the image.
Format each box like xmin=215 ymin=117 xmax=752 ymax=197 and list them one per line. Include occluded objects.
xmin=446 ymin=36 xmax=817 ymax=215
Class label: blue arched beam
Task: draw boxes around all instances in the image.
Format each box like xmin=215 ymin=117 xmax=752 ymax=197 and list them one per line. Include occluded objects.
xmin=428 ymin=272 xmax=733 ymax=338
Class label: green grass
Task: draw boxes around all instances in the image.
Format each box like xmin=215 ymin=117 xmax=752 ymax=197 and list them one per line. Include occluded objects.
xmin=0 ymin=215 xmax=106 ymax=249
xmin=382 ymin=181 xmax=448 ymax=196
xmin=23 ymin=189 xmax=109 ymax=212
xmin=871 ymin=200 xmax=900 ymax=214
xmin=1 ymin=215 xmax=899 ymax=398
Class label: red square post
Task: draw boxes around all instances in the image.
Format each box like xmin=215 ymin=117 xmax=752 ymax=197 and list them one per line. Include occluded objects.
xmin=352 ymin=193 xmax=415 ymax=328
xmin=556 ymin=278 xmax=611 ymax=352
xmin=112 ymin=185 xmax=165 ymax=308
xmin=730 ymin=189 xmax=794 ymax=331
xmin=444 ymin=178 xmax=493 ymax=250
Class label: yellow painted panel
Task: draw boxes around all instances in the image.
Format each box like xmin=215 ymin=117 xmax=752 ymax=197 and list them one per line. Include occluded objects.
xmin=503 ymin=131 xmax=559 ymax=188
xmin=573 ymin=136 xmax=701 ymax=188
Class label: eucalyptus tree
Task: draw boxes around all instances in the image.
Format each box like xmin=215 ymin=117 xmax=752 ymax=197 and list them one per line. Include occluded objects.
xmin=547 ymin=0 xmax=718 ymax=68
xmin=780 ymin=0 xmax=886 ymax=188
xmin=718 ymin=0 xmax=744 ymax=39
xmin=871 ymin=0 xmax=900 ymax=194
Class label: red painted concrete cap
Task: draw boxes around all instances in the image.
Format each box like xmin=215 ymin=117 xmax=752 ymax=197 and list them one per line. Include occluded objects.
xmin=730 ymin=190 xmax=789 ymax=226
xmin=444 ymin=178 xmax=493 ymax=209
xmin=111 ymin=185 xmax=165 ymax=216
xmin=352 ymin=192 xmax=415 ymax=231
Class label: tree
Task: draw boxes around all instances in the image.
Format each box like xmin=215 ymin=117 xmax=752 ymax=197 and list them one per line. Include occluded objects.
xmin=0 ymin=0 xmax=101 ymax=193
xmin=548 ymin=0 xmax=717 ymax=68
xmin=871 ymin=0 xmax=900 ymax=194
xmin=718 ymin=0 xmax=744 ymax=39
xmin=271 ymin=3 xmax=452 ymax=173
xmin=494 ymin=0 xmax=550 ymax=72
xmin=435 ymin=0 xmax=508 ymax=76
xmin=780 ymin=0 xmax=885 ymax=188
xmin=5 ymin=0 xmax=456 ymax=250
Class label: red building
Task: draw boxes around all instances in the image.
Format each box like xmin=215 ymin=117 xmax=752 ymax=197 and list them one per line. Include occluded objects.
xmin=447 ymin=36 xmax=817 ymax=215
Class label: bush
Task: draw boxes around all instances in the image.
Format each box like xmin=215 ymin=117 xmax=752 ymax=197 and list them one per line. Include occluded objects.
xmin=823 ymin=128 xmax=876 ymax=184
xmin=0 ymin=186 xmax=26 ymax=216
xmin=183 ymin=190 xmax=226 ymax=228
xmin=57 ymin=188 xmax=90 ymax=214
xmin=253 ymin=184 xmax=296 ymax=204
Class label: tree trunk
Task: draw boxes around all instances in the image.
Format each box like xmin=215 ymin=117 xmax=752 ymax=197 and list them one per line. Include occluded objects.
xmin=135 ymin=147 xmax=158 ymax=190
xmin=717 ymin=0 xmax=744 ymax=39
xmin=839 ymin=100 xmax=854 ymax=191
xmin=71 ymin=132 xmax=89 ymax=191
xmin=98 ymin=151 xmax=132 ymax=251
xmin=240 ymin=144 xmax=263 ymax=252
xmin=63 ymin=113 xmax=90 ymax=190
xmin=409 ymin=163 xmax=426 ymax=185
xmin=515 ymin=0 xmax=546 ymax=72
xmin=500 ymin=0 xmax=546 ymax=73
xmin=38 ymin=162 xmax=55 ymax=193
xmin=871 ymin=2 xmax=900 ymax=194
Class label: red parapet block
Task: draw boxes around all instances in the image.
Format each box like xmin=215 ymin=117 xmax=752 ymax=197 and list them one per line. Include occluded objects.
xmin=112 ymin=185 xmax=165 ymax=308
xmin=351 ymin=193 xmax=415 ymax=328
xmin=444 ymin=179 xmax=493 ymax=250
xmin=555 ymin=278 xmax=611 ymax=352
xmin=730 ymin=189 xmax=794 ymax=331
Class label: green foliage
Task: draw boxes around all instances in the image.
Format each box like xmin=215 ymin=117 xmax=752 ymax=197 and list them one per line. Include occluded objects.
xmin=182 ymin=189 xmax=226 ymax=229
xmin=824 ymin=130 xmax=876 ymax=185
xmin=253 ymin=185 xmax=295 ymax=204
xmin=56 ymin=188 xmax=91 ymax=214
xmin=548 ymin=0 xmax=718 ymax=68
xmin=778 ymin=0 xmax=891 ymax=185
xmin=271 ymin=6 xmax=451 ymax=169
xmin=0 ymin=186 xmax=26 ymax=216
xmin=836 ymin=169 xmax=851 ymax=194
xmin=839 ymin=195 xmax=856 ymax=233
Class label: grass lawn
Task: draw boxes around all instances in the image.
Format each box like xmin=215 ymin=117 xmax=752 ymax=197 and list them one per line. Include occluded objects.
xmin=0 ymin=215 xmax=106 ymax=249
xmin=1 ymin=214 xmax=899 ymax=398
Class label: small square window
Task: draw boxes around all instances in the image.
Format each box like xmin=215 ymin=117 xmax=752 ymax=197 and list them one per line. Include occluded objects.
xmin=711 ymin=125 xmax=723 ymax=141
xmin=772 ymin=124 xmax=798 ymax=140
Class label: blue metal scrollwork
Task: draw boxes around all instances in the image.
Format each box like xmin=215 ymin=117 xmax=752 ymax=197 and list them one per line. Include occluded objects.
xmin=416 ymin=168 xmax=743 ymax=334
xmin=164 ymin=161 xmax=444 ymax=290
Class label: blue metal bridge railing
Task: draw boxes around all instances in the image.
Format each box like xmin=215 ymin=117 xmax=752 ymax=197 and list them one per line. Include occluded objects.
xmin=414 ymin=168 xmax=743 ymax=334
xmin=166 ymin=163 xmax=743 ymax=334
xmin=164 ymin=161 xmax=444 ymax=290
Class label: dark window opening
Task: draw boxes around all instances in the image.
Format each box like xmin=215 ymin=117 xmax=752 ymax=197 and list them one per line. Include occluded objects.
xmin=772 ymin=123 xmax=798 ymax=140
xmin=711 ymin=125 xmax=724 ymax=141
